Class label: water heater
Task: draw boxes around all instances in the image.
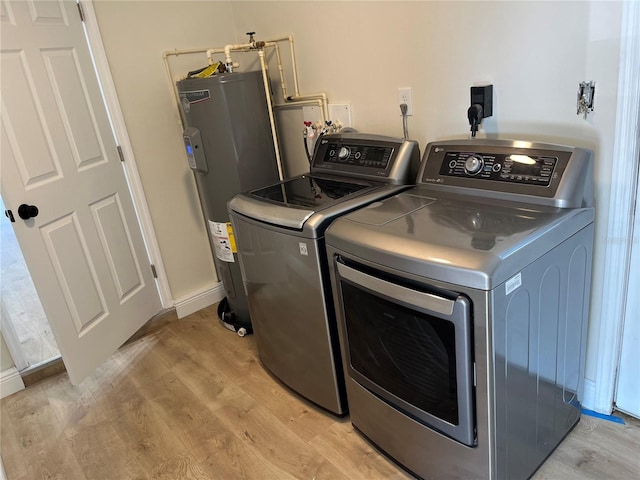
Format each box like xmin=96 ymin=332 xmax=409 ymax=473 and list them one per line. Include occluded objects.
xmin=177 ymin=70 xmax=280 ymax=330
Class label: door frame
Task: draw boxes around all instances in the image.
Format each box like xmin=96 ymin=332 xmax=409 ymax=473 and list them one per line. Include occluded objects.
xmin=591 ymin=0 xmax=640 ymax=414
xmin=80 ymin=0 xmax=172 ymax=308
xmin=0 ymin=300 xmax=28 ymax=372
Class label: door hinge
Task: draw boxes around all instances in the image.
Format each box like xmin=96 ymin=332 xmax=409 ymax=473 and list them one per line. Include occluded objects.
xmin=77 ymin=2 xmax=85 ymax=22
xmin=150 ymin=264 xmax=158 ymax=278
xmin=117 ymin=145 xmax=125 ymax=162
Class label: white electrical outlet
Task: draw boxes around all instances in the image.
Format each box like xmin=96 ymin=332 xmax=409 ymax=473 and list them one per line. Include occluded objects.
xmin=398 ymin=87 xmax=413 ymax=116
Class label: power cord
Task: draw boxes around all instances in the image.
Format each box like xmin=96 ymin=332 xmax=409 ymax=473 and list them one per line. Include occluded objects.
xmin=400 ymin=103 xmax=409 ymax=139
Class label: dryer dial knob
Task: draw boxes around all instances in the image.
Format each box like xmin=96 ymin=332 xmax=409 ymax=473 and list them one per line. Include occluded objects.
xmin=338 ymin=146 xmax=351 ymax=161
xmin=464 ymin=155 xmax=484 ymax=175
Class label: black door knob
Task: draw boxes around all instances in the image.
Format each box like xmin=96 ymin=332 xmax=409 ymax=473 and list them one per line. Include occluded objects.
xmin=18 ymin=204 xmax=39 ymax=220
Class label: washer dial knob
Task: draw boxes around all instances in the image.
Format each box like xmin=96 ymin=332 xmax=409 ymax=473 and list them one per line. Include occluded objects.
xmin=464 ymin=155 xmax=484 ymax=175
xmin=338 ymin=146 xmax=351 ymax=161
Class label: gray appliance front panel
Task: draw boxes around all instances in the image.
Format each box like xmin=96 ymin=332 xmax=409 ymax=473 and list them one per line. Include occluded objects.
xmin=177 ymin=71 xmax=280 ymax=324
xmin=177 ymin=71 xmax=280 ymax=222
xmin=227 ymin=134 xmax=419 ymax=415
xmin=327 ymin=221 xmax=593 ymax=479
xmin=230 ymin=211 xmax=346 ymax=414
xmin=326 ymin=245 xmax=493 ymax=479
xmin=326 ymin=190 xmax=594 ymax=290
xmin=336 ymin=261 xmax=476 ymax=447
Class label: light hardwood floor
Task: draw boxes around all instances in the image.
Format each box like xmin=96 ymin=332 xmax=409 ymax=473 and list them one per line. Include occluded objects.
xmin=1 ymin=304 xmax=639 ymax=480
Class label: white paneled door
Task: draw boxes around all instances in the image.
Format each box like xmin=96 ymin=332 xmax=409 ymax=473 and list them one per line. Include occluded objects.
xmin=0 ymin=0 xmax=161 ymax=384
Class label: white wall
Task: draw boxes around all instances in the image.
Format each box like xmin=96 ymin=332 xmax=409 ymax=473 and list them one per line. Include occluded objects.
xmin=92 ymin=1 xmax=241 ymax=300
xmin=229 ymin=1 xmax=622 ymax=398
xmin=91 ymin=1 xmax=624 ymax=407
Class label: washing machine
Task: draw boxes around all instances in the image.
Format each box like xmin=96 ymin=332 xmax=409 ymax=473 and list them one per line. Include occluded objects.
xmin=326 ymin=139 xmax=594 ymax=479
xmin=228 ymin=133 xmax=420 ymax=415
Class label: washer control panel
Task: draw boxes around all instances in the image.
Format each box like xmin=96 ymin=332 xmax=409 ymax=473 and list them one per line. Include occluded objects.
xmin=311 ymin=133 xmax=420 ymax=184
xmin=439 ymin=151 xmax=558 ymax=186
xmin=325 ymin=143 xmax=394 ymax=169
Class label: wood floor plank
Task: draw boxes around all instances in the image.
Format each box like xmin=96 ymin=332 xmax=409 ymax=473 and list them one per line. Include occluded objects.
xmin=1 ymin=393 xmax=33 ymax=480
xmin=134 ymin=370 xmax=273 ymax=479
xmin=154 ymin=327 xmax=249 ymax=411
xmin=89 ymin=374 xmax=196 ymax=475
xmin=215 ymin=398 xmax=346 ymax=479
xmin=2 ymin=303 xmax=639 ymax=480
xmin=150 ymin=453 xmax=213 ymax=480
xmin=133 ymin=366 xmax=247 ymax=445
xmin=309 ymin=420 xmax=413 ymax=479
xmin=166 ymin=311 xmax=258 ymax=380
xmin=532 ymin=412 xmax=640 ymax=479
xmin=167 ymin=307 xmax=342 ymax=448
xmin=108 ymin=335 xmax=175 ymax=391
xmin=65 ymin=418 xmax=149 ymax=480
xmin=11 ymin=448 xmax=87 ymax=480
xmin=45 ymin=372 xmax=107 ymax=432
xmin=237 ymin=366 xmax=338 ymax=444
xmin=1 ymin=383 xmax=88 ymax=480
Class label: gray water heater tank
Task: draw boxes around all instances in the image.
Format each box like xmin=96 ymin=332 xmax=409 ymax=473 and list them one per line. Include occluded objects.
xmin=177 ymin=70 xmax=280 ymax=328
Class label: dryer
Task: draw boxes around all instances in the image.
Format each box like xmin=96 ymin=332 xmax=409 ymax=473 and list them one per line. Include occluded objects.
xmin=229 ymin=133 xmax=420 ymax=415
xmin=326 ymin=139 xmax=594 ymax=479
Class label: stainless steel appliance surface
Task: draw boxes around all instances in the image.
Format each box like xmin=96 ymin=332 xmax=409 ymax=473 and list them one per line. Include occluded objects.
xmin=326 ymin=139 xmax=594 ymax=479
xmin=228 ymin=133 xmax=420 ymax=415
xmin=177 ymin=71 xmax=280 ymax=327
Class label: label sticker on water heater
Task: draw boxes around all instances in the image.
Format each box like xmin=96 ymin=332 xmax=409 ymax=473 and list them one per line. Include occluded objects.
xmin=208 ymin=220 xmax=235 ymax=263
xmin=505 ymin=272 xmax=522 ymax=295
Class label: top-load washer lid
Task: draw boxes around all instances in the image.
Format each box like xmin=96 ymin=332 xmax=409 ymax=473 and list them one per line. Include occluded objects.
xmin=228 ymin=133 xmax=421 ymax=233
xmin=249 ymin=175 xmax=371 ymax=209
xmin=229 ymin=174 xmax=378 ymax=231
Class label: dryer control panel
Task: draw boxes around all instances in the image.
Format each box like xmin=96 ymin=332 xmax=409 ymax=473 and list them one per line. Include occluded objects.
xmin=439 ymin=151 xmax=558 ymax=186
xmin=419 ymin=139 xmax=594 ymax=208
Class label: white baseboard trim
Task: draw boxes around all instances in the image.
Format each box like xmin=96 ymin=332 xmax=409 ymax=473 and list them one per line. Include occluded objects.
xmin=174 ymin=283 xmax=225 ymax=319
xmin=0 ymin=367 xmax=25 ymax=399
xmin=582 ymin=377 xmax=598 ymax=412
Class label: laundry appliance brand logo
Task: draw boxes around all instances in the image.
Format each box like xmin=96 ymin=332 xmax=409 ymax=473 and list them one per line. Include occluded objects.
xmin=180 ymin=89 xmax=211 ymax=113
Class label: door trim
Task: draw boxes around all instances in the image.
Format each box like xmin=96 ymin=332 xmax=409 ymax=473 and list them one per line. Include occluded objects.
xmin=591 ymin=0 xmax=640 ymax=414
xmin=81 ymin=0 xmax=172 ymax=308
xmin=0 ymin=301 xmax=28 ymax=372
xmin=0 ymin=368 xmax=25 ymax=399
